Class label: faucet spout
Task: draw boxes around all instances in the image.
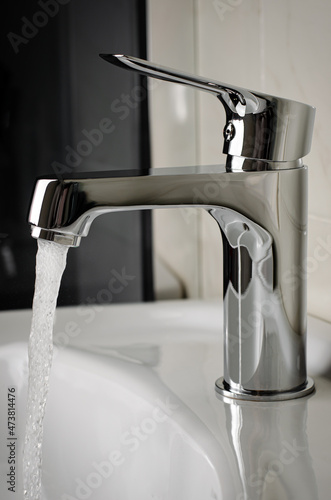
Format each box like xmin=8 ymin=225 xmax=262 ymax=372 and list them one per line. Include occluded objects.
xmin=28 ymin=161 xmax=314 ymax=400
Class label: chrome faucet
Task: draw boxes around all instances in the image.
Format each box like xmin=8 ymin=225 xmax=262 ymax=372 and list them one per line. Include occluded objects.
xmin=28 ymin=55 xmax=315 ymax=401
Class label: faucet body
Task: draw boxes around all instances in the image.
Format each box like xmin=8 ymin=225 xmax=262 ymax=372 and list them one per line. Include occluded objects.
xmin=28 ymin=55 xmax=315 ymax=401
xmin=29 ymin=160 xmax=313 ymax=400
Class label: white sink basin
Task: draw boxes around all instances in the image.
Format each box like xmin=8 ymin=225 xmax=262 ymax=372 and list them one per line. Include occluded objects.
xmin=1 ymin=300 xmax=331 ymax=499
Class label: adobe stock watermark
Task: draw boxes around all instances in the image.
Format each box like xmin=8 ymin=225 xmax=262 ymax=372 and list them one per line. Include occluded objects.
xmin=283 ymin=233 xmax=331 ymax=292
xmin=236 ymin=439 xmax=306 ymax=499
xmin=7 ymin=0 xmax=70 ymax=54
xmin=226 ymin=232 xmax=331 ymax=353
xmin=212 ymin=0 xmax=243 ymax=22
xmin=61 ymin=397 xmax=179 ymax=500
xmin=180 ymin=170 xmax=230 ymax=224
xmin=226 ymin=288 xmax=282 ymax=354
xmin=21 ymin=266 xmax=136 ymax=379
xmin=52 ymin=78 xmax=157 ymax=180
xmin=53 ymin=267 xmax=136 ymax=351
xmin=51 ymin=118 xmax=115 ymax=180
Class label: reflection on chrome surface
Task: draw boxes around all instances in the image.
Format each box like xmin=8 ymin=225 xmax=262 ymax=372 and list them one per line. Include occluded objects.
xmin=28 ymin=55 xmax=316 ymax=402
xmin=101 ymin=55 xmax=315 ymax=163
xmin=220 ymin=395 xmax=318 ymax=499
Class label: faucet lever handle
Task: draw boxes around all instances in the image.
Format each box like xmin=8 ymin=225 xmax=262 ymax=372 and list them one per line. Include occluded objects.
xmin=100 ymin=53 xmax=315 ymax=163
xmin=100 ymin=53 xmax=248 ymax=116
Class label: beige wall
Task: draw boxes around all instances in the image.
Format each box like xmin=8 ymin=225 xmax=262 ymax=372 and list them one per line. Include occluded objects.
xmin=148 ymin=0 xmax=331 ymax=322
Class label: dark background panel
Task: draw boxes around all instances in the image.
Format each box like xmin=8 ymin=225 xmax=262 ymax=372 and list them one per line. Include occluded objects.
xmin=0 ymin=0 xmax=153 ymax=310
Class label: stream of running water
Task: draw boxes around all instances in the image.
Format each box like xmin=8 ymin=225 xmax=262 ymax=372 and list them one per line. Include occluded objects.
xmin=23 ymin=239 xmax=69 ymax=500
